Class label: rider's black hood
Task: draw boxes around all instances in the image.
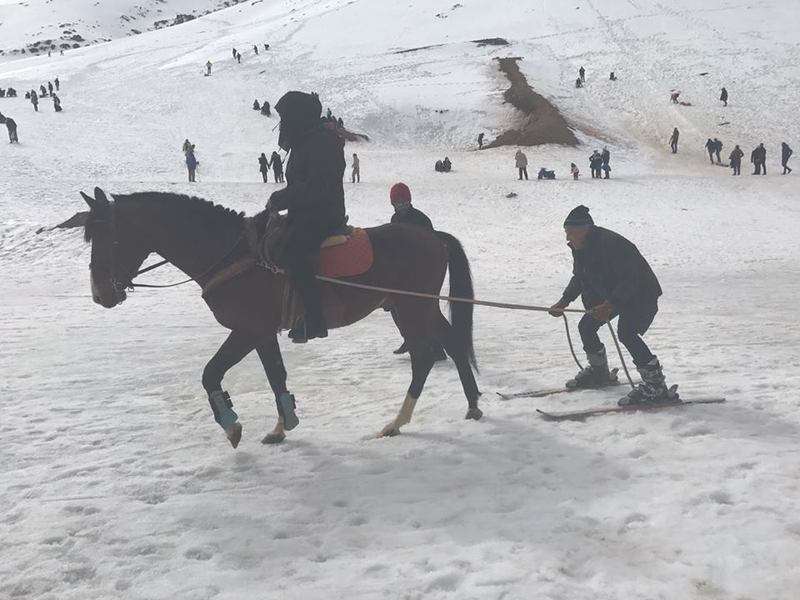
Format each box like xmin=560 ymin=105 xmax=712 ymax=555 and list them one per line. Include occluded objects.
xmin=275 ymin=91 xmax=322 ymax=151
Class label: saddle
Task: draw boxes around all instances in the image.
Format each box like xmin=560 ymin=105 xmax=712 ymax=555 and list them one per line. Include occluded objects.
xmin=245 ymin=212 xmax=374 ymax=331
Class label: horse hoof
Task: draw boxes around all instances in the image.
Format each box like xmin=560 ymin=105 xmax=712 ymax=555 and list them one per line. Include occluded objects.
xmin=225 ymin=422 xmax=243 ymax=448
xmin=378 ymin=425 xmax=400 ymax=438
xmin=261 ymin=431 xmax=286 ymax=445
xmin=465 ymin=407 xmax=483 ymax=421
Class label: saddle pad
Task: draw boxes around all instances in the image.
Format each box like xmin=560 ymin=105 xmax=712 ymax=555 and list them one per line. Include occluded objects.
xmin=318 ymin=228 xmax=373 ymax=278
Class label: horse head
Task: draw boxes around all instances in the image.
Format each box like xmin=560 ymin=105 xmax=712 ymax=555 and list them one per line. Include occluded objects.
xmin=81 ymin=187 xmax=149 ymax=308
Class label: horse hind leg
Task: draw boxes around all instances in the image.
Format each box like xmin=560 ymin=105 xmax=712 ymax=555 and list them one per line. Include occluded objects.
xmin=255 ymin=335 xmax=298 ymax=445
xmin=438 ymin=314 xmax=482 ymax=420
xmin=379 ymin=341 xmax=436 ymax=437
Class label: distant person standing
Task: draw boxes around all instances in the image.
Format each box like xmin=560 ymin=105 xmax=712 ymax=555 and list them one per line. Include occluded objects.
xmin=236 ymin=52 xmax=242 ymax=63
xmin=205 ymin=61 xmax=212 ymax=76
xmin=570 ymin=162 xmax=580 ymax=180
xmin=351 ymin=152 xmax=360 ymax=183
xmin=575 ymin=77 xmax=583 ymax=89
xmin=261 ymin=101 xmax=271 ymax=117
xmin=477 ymin=132 xmax=484 ymax=149
xmin=47 ymin=81 xmax=53 ymax=95
xmin=0 ymin=113 xmax=18 ymax=143
xmin=55 ymin=77 xmax=60 ymax=91
xmin=40 ymin=84 xmax=47 ymax=98
xmin=269 ymin=151 xmax=284 ymax=183
xmin=713 ymin=138 xmax=722 ymax=164
xmin=781 ymin=142 xmax=793 ymax=174
xmin=589 ymin=150 xmax=603 ymax=178
xmin=258 ymin=152 xmax=270 ymax=182
xmin=751 ymin=143 xmax=766 ymax=175
xmin=720 ymin=87 xmax=728 ymax=107
xmin=52 ymin=94 xmax=62 ymax=112
xmin=601 ymin=147 xmax=611 ymax=179
xmin=186 ymin=145 xmax=198 ymax=182
xmin=669 ymin=128 xmax=679 ymax=154
xmin=253 ymin=99 xmax=261 ymax=111
xmin=729 ymin=145 xmax=743 ymax=175
xmin=253 ymin=45 xmax=259 ymax=55
xmin=705 ymin=138 xmax=716 ymax=164
xmin=515 ymin=149 xmax=528 ymax=180
xmin=579 ymin=66 xmax=585 ymax=83
xmin=232 ymin=48 xmax=237 ymax=58
xmin=30 ymin=90 xmax=39 ymax=112
xmin=609 ymin=71 xmax=617 ymax=81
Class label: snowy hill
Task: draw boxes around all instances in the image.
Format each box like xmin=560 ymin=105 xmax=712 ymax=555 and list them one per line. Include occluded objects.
xmin=0 ymin=0 xmax=249 ymax=58
xmin=1 ymin=1 xmax=800 ymax=599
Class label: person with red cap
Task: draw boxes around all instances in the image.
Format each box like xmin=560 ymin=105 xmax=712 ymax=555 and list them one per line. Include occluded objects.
xmin=387 ymin=183 xmax=445 ymax=361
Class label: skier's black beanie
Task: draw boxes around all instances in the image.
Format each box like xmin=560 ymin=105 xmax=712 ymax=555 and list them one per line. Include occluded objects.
xmin=564 ymin=205 xmax=594 ymax=227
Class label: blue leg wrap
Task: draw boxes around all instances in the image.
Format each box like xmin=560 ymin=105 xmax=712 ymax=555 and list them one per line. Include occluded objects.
xmin=209 ymin=390 xmax=239 ymax=429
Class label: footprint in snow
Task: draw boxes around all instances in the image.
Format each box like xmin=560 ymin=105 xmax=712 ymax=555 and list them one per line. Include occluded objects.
xmin=184 ymin=546 xmax=215 ymax=561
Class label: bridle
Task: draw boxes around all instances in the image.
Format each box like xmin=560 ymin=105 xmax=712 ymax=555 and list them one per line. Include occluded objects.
xmin=89 ymin=201 xmax=244 ymax=299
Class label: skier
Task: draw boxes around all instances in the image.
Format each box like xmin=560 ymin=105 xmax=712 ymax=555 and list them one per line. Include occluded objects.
xmin=186 ymin=145 xmax=198 ymax=182
xmin=729 ymin=145 xmax=743 ymax=175
xmin=258 ymin=152 xmax=270 ymax=183
xmin=570 ymin=162 xmax=580 ymax=180
xmin=705 ymin=138 xmax=716 ymax=164
xmin=589 ymin=150 xmax=603 ymax=178
xmin=266 ymin=91 xmax=347 ymax=343
xmin=751 ymin=143 xmax=766 ymax=175
xmin=55 ymin=77 xmax=59 ymax=91
xmin=669 ymin=128 xmax=679 ymax=154
xmin=515 ymin=149 xmax=528 ymax=180
xmin=52 ymin=94 xmax=62 ymax=112
xmin=30 ymin=90 xmax=39 ymax=112
xmin=47 ymin=81 xmax=53 ymax=95
xmin=720 ymin=87 xmax=728 ymax=107
xmin=269 ymin=151 xmax=284 ymax=183
xmin=253 ymin=99 xmax=261 ymax=111
xmin=601 ymin=147 xmax=611 ymax=179
xmin=781 ymin=142 xmax=793 ymax=174
xmin=579 ymin=66 xmax=585 ymax=83
xmin=477 ymin=132 xmax=484 ymax=149
xmin=388 ymin=182 xmax=446 ymax=361
xmin=713 ymin=138 xmax=722 ymax=165
xmin=351 ymin=152 xmax=360 ymax=183
xmin=205 ymin=61 xmax=212 ymax=76
xmin=548 ymin=205 xmax=670 ymax=405
xmin=261 ymin=101 xmax=271 ymax=117
xmin=1 ymin=113 xmax=18 ymax=143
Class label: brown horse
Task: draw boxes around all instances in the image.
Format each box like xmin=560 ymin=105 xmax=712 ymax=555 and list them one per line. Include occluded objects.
xmin=80 ymin=188 xmax=482 ymax=447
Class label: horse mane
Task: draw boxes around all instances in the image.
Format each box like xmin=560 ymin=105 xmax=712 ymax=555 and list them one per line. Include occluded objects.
xmin=84 ymin=191 xmax=245 ymax=242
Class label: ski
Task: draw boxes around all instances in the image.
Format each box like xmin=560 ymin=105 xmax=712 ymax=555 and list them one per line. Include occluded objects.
xmin=536 ymin=397 xmax=726 ymax=422
xmin=498 ymin=368 xmax=622 ymax=400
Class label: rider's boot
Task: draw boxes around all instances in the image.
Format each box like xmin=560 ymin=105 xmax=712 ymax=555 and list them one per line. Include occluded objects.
xmin=208 ymin=390 xmax=242 ymax=448
xmin=289 ymin=272 xmax=328 ymax=344
xmin=565 ymin=347 xmax=616 ymax=389
xmin=618 ymin=357 xmax=676 ymax=406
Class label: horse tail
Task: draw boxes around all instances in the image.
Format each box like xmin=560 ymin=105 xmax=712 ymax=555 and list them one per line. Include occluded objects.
xmin=435 ymin=231 xmax=478 ymax=371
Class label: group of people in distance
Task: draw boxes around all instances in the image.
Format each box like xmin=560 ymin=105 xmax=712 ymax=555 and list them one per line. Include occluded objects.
xmin=258 ymin=151 xmax=284 ymax=183
xmin=510 ymin=148 xmax=610 ymax=181
xmin=701 ymin=137 xmax=792 ymax=175
xmin=0 ymin=76 xmax=63 ymax=143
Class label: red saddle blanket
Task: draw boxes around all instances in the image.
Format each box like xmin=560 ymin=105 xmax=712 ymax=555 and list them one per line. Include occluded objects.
xmin=318 ymin=228 xmax=373 ymax=278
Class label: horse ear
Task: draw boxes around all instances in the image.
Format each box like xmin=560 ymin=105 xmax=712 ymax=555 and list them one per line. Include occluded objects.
xmin=80 ymin=191 xmax=96 ymax=210
xmin=93 ymin=187 xmax=110 ymax=209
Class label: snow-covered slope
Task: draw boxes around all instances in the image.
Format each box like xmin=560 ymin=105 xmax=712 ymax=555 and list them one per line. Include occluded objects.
xmin=0 ymin=0 xmax=249 ymax=57
xmin=1 ymin=1 xmax=800 ymax=599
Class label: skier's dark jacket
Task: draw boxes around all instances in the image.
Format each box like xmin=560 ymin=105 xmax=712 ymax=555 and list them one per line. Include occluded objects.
xmin=391 ymin=205 xmax=433 ymax=230
xmin=559 ymin=226 xmax=662 ymax=313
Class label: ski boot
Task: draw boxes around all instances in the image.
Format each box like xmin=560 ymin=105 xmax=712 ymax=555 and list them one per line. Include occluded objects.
xmin=209 ymin=390 xmax=242 ymax=448
xmin=566 ymin=348 xmax=618 ymax=389
xmin=618 ymin=357 xmax=679 ymax=406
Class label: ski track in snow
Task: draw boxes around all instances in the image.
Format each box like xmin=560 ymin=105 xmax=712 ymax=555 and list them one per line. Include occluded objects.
xmin=1 ymin=1 xmax=800 ymax=598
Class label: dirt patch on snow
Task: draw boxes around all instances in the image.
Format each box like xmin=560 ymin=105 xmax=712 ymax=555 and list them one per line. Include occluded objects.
xmin=487 ymin=57 xmax=579 ymax=148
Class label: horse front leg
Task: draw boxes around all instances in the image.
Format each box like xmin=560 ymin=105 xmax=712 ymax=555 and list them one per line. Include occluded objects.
xmin=202 ymin=330 xmax=257 ymax=448
xmin=255 ymin=334 xmax=298 ymax=444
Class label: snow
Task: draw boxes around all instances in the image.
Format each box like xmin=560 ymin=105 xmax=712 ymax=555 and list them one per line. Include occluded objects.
xmin=1 ymin=0 xmax=800 ymax=598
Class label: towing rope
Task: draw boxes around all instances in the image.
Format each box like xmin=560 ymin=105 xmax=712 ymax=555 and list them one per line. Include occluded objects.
xmin=315 ymin=275 xmax=638 ymax=390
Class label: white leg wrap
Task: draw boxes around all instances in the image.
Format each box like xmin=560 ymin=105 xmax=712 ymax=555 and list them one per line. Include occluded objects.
xmin=396 ymin=393 xmax=418 ymax=427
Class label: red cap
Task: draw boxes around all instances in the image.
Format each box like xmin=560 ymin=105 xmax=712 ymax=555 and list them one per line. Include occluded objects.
xmin=390 ymin=182 xmax=411 ymax=205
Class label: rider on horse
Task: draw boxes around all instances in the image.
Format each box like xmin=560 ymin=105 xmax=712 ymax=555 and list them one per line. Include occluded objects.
xmin=267 ymin=91 xmax=347 ymax=343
